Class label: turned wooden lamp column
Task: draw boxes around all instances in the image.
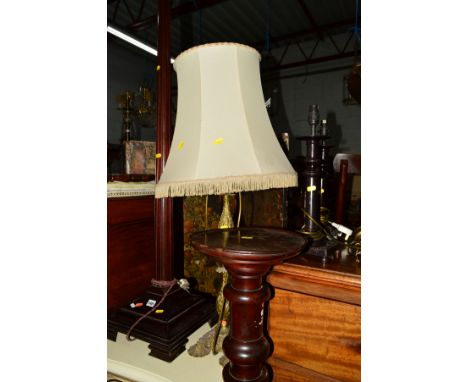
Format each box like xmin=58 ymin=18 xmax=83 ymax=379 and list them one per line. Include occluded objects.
xmin=154 ymin=0 xmax=173 ymax=281
xmin=191 ymin=228 xmax=308 ymax=382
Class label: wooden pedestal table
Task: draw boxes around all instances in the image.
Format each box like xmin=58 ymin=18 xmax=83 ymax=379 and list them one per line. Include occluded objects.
xmin=191 ymin=227 xmax=308 ymax=382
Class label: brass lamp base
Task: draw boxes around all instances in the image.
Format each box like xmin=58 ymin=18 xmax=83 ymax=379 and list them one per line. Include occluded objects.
xmin=188 ymin=193 xmax=234 ymax=358
xmin=218 ymin=194 xmax=235 ymax=229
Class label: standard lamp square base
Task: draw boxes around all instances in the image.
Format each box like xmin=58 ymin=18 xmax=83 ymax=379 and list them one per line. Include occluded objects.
xmin=108 ymin=285 xmax=217 ymax=362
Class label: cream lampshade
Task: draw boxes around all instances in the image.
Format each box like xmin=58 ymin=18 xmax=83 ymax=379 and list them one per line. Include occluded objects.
xmin=154 ymin=42 xmax=297 ymax=198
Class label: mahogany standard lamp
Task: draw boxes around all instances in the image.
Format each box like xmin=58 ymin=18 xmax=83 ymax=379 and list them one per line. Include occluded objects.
xmin=155 ymin=43 xmax=308 ymax=382
xmin=108 ymin=1 xmax=216 ymax=362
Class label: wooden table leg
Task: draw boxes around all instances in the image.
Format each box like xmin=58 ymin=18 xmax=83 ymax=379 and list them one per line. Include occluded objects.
xmin=222 ymin=267 xmax=272 ymax=382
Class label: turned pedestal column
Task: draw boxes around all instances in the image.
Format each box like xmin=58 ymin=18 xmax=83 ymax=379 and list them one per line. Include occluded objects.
xmin=191 ymin=227 xmax=308 ymax=382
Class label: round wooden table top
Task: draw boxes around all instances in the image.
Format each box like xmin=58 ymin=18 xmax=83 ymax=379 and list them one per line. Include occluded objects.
xmin=190 ymin=227 xmax=309 ymax=262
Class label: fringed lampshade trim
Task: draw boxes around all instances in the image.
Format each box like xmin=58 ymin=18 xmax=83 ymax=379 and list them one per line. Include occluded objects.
xmin=154 ymin=172 xmax=297 ymax=198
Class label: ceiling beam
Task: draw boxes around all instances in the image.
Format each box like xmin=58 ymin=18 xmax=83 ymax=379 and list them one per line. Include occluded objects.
xmin=112 ymin=0 xmax=121 ymax=22
xmin=136 ymin=0 xmax=147 ymax=21
xmin=172 ymin=0 xmax=228 ymax=17
xmin=262 ymin=64 xmax=354 ymax=82
xmin=262 ymin=51 xmax=359 ymax=73
xmin=296 ymin=0 xmax=324 ymax=39
xmin=129 ymin=0 xmax=227 ymax=31
xmin=127 ymin=12 xmax=156 ymax=30
xmin=122 ymin=0 xmax=136 ymax=22
xmin=251 ymin=18 xmax=355 ymax=48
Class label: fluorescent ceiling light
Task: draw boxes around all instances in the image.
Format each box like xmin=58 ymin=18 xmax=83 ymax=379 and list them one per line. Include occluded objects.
xmin=107 ymin=26 xmax=175 ymax=63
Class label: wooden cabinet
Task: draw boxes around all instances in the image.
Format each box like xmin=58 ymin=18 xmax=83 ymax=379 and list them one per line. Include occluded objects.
xmin=107 ymin=196 xmax=155 ymax=310
xmin=267 ymin=253 xmax=361 ymax=382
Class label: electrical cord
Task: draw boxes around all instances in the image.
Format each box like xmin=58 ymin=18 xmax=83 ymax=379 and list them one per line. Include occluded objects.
xmin=125 ymin=279 xmax=178 ymax=341
xmin=300 ymin=207 xmax=361 ymax=251
xmin=237 ymin=192 xmax=241 ymax=228
xmin=300 ymin=208 xmax=333 ymax=239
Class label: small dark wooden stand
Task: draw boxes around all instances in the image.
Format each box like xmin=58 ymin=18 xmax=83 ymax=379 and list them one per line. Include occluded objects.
xmin=191 ymin=227 xmax=308 ymax=382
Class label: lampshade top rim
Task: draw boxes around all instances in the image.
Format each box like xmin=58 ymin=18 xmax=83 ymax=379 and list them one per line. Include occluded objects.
xmin=174 ymin=42 xmax=261 ymax=64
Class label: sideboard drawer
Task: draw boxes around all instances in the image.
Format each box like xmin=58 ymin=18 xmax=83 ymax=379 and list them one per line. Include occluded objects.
xmin=269 ymin=288 xmax=361 ymax=382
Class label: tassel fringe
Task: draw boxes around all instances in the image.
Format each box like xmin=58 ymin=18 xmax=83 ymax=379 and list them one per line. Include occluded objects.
xmin=154 ymin=173 xmax=297 ymax=198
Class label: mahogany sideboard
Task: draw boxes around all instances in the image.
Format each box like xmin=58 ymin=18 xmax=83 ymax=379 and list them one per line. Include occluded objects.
xmin=267 ymin=252 xmax=361 ymax=382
